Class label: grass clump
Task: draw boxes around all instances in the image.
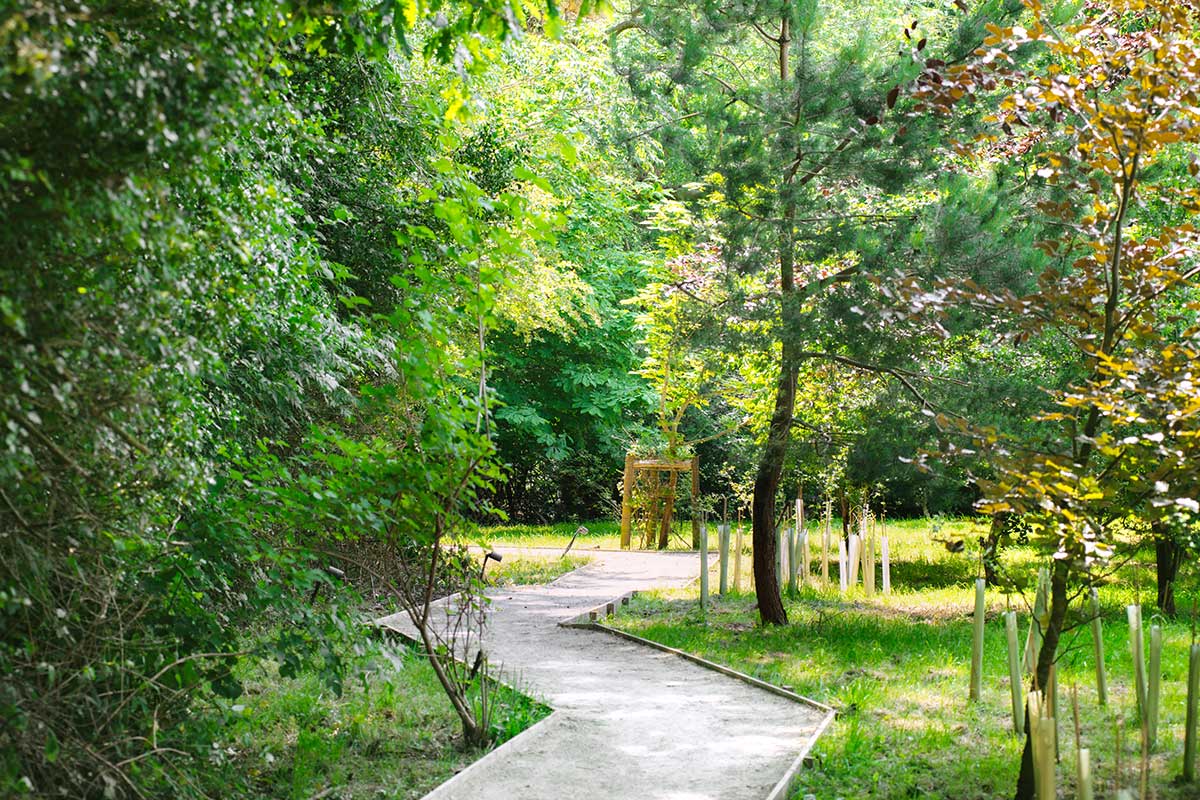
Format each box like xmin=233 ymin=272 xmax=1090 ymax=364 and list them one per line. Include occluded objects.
xmin=193 ymin=638 xmax=548 ymax=800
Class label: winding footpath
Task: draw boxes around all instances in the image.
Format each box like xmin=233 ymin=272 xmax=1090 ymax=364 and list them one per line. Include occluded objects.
xmin=378 ymin=549 xmax=831 ymax=800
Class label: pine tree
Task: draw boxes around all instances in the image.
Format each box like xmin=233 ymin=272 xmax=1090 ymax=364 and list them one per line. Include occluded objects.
xmin=611 ymin=0 xmax=1025 ymax=623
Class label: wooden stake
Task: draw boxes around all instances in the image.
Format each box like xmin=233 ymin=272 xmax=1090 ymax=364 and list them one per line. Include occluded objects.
xmin=1030 ymin=689 xmax=1056 ymax=800
xmin=1071 ymin=685 xmax=1081 ymax=755
xmin=786 ymin=524 xmax=797 ymax=594
xmin=863 ymin=522 xmax=875 ymax=596
xmin=718 ymin=523 xmax=730 ymax=595
xmin=733 ymin=506 xmax=743 ymax=592
xmin=1116 ymin=715 xmax=1123 ymax=795
xmin=822 ymin=499 xmax=831 ymax=584
xmin=1184 ymin=642 xmax=1199 ymax=782
xmin=848 ymin=534 xmax=861 ymax=589
xmin=970 ymin=577 xmax=986 ymax=702
xmin=1078 ymin=748 xmax=1093 ymax=800
xmin=1049 ymin=663 xmax=1059 ymax=761
xmin=838 ymin=536 xmax=848 ymax=593
xmin=881 ymin=533 xmax=891 ymax=594
xmin=699 ymin=520 xmax=708 ymax=609
xmin=1127 ymin=604 xmax=1147 ymax=722
xmin=776 ymin=525 xmax=785 ymax=588
xmin=799 ymin=529 xmax=810 ymax=587
xmin=690 ymin=455 xmax=700 ymax=548
xmin=620 ymin=452 xmax=635 ymax=549
xmin=1025 ymin=567 xmax=1049 ymax=674
xmin=749 ymin=505 xmax=755 ymax=590
xmin=1147 ymin=623 xmax=1162 ymax=750
xmin=1006 ymin=610 xmax=1023 ymax=735
xmin=1090 ymin=587 xmax=1107 ymax=706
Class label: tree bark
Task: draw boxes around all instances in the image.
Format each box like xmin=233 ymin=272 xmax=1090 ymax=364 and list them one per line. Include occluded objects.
xmin=751 ymin=348 xmax=795 ymax=625
xmin=983 ymin=512 xmax=1009 ymax=586
xmin=1155 ymin=523 xmax=1185 ymax=617
xmin=1013 ymin=558 xmax=1069 ymax=800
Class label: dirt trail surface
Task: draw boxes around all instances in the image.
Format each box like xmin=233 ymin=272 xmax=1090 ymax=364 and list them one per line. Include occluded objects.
xmin=378 ymin=548 xmax=829 ymax=800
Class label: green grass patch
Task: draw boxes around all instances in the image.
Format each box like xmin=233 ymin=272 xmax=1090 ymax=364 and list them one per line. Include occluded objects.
xmin=471 ymin=518 xmax=698 ymax=551
xmin=611 ymin=516 xmax=1198 ymax=799
xmin=200 ymin=640 xmax=549 ymax=799
xmin=486 ymin=554 xmax=592 ymax=586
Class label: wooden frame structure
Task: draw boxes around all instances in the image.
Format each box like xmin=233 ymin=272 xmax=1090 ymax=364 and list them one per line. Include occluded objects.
xmin=619 ymin=453 xmax=700 ymax=549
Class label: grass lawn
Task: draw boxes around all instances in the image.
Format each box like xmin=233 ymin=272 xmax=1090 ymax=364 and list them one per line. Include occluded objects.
xmin=469 ymin=517 xmax=698 ymax=551
xmin=608 ymin=516 xmax=1200 ymax=800
xmin=486 ymin=553 xmax=592 ymax=585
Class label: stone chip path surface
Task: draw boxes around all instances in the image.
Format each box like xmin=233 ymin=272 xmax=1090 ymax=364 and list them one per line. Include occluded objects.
xmin=378 ymin=548 xmax=830 ymax=800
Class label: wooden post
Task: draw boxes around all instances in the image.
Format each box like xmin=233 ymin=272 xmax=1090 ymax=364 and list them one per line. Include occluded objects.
xmin=1127 ymin=604 xmax=1146 ymax=721
xmin=776 ymin=524 xmax=785 ymax=588
xmin=1029 ymin=689 xmax=1056 ymax=800
xmin=848 ymin=534 xmax=861 ymax=589
xmin=643 ymin=469 xmax=659 ymax=549
xmin=1077 ymin=748 xmax=1093 ymax=800
xmin=970 ymin=577 xmax=985 ymax=702
xmin=786 ymin=524 xmax=797 ymax=594
xmin=1148 ymin=624 xmax=1162 ymax=750
xmin=821 ymin=498 xmax=831 ymax=584
xmin=881 ymin=533 xmax=891 ymax=594
xmin=799 ymin=529 xmax=810 ymax=586
xmin=1048 ymin=663 xmax=1059 ymax=760
xmin=718 ymin=523 xmax=729 ymax=595
xmin=748 ymin=505 xmax=755 ymax=591
xmin=1005 ymin=610 xmax=1023 ymax=734
xmin=690 ymin=454 xmax=700 ymax=548
xmin=1090 ymin=588 xmax=1107 ymax=706
xmin=1025 ymin=567 xmax=1049 ymax=673
xmin=863 ymin=523 xmax=875 ymax=596
xmin=1184 ymin=642 xmax=1199 ymax=782
xmin=838 ymin=536 xmax=848 ymax=593
xmin=658 ymin=469 xmax=679 ymax=550
xmin=620 ymin=452 xmax=635 ymax=549
xmin=699 ymin=519 xmax=709 ymax=609
xmin=733 ymin=506 xmax=743 ymax=592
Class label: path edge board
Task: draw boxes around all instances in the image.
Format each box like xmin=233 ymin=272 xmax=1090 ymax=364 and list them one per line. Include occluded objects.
xmin=564 ymin=605 xmax=836 ymax=800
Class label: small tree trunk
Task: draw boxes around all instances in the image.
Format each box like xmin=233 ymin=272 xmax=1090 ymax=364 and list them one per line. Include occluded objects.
xmin=983 ymin=512 xmax=1009 ymax=586
xmin=659 ymin=470 xmax=679 ymax=550
xmin=1155 ymin=525 xmax=1185 ymax=617
xmin=1014 ymin=559 xmax=1069 ymax=800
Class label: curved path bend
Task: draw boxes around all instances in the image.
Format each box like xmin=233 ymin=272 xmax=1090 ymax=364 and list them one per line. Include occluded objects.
xmin=378 ymin=548 xmax=831 ymax=800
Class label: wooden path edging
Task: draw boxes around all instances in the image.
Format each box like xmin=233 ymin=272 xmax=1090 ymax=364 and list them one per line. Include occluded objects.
xmin=559 ymin=591 xmax=837 ymax=800
xmin=390 ymin=553 xmax=835 ymax=800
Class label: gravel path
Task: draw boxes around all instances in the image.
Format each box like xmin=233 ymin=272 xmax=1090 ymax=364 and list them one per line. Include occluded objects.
xmin=378 ymin=548 xmax=830 ymax=800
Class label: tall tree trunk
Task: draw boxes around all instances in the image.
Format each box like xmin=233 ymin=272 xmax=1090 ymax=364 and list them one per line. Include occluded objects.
xmin=751 ymin=349 xmax=795 ymax=626
xmin=750 ymin=8 xmax=796 ymax=627
xmin=1013 ymin=559 xmax=1069 ymax=799
xmin=1155 ymin=522 xmax=1185 ymax=617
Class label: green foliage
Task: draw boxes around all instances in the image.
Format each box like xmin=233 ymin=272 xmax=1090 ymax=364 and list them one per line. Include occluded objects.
xmin=0 ymin=1 xmax=559 ymax=795
xmin=472 ymin=20 xmax=662 ymax=520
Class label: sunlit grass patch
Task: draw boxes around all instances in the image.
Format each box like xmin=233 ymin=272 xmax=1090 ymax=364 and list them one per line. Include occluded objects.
xmin=201 ymin=641 xmax=549 ymax=799
xmin=485 ymin=554 xmax=592 ymax=586
xmin=612 ymin=517 xmax=1199 ymax=799
xmin=471 ymin=517 xmax=697 ymax=551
